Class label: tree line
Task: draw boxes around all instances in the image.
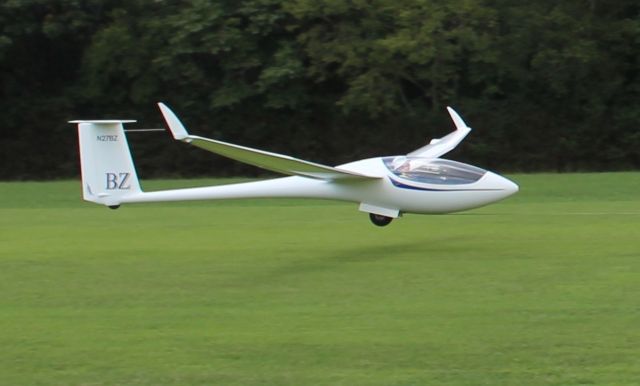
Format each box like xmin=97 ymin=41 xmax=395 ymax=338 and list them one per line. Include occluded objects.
xmin=1 ymin=0 xmax=638 ymax=180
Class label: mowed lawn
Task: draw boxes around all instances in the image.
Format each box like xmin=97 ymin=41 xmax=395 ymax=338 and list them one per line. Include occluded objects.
xmin=0 ymin=173 xmax=639 ymax=386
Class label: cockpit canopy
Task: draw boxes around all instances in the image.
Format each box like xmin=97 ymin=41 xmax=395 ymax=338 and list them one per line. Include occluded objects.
xmin=383 ymin=157 xmax=486 ymax=185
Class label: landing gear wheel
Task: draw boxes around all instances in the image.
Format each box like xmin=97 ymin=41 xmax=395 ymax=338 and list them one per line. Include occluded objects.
xmin=108 ymin=205 xmax=120 ymax=210
xmin=369 ymin=213 xmax=393 ymax=227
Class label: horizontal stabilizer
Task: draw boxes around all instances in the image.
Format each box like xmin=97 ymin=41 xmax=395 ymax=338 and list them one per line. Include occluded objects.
xmin=70 ymin=119 xmax=136 ymax=125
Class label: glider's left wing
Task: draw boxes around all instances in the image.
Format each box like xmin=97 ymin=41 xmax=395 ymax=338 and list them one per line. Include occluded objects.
xmin=158 ymin=103 xmax=381 ymax=180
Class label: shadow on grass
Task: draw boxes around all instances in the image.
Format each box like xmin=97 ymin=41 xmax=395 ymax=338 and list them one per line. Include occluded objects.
xmin=252 ymin=239 xmax=461 ymax=284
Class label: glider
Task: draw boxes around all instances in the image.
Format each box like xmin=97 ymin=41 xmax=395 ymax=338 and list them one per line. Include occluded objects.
xmin=71 ymin=103 xmax=518 ymax=226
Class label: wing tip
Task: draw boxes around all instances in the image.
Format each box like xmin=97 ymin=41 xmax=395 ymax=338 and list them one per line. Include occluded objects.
xmin=446 ymin=106 xmax=470 ymax=131
xmin=158 ymin=102 xmax=189 ymax=140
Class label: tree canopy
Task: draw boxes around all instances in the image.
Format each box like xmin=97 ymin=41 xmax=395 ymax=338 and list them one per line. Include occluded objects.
xmin=1 ymin=0 xmax=638 ymax=179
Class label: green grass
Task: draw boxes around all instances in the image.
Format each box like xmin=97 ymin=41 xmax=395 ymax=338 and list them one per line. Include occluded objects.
xmin=0 ymin=173 xmax=639 ymax=385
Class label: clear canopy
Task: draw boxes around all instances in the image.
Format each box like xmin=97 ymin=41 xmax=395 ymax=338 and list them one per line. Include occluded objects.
xmin=383 ymin=157 xmax=486 ymax=185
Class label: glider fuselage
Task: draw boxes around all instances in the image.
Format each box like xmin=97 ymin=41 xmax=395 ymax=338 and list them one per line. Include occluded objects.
xmin=122 ymin=157 xmax=517 ymax=216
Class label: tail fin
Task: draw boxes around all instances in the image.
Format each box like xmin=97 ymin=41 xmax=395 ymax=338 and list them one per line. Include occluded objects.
xmin=70 ymin=120 xmax=141 ymax=207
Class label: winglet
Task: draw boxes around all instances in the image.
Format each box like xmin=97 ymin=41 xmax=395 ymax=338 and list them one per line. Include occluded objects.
xmin=446 ymin=106 xmax=468 ymax=131
xmin=158 ymin=102 xmax=189 ymax=140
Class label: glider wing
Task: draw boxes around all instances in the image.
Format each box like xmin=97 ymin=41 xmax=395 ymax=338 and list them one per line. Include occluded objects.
xmin=408 ymin=107 xmax=472 ymax=158
xmin=158 ymin=103 xmax=381 ymax=180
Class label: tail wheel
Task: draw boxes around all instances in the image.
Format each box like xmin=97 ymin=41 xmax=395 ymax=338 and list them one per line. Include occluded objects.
xmin=369 ymin=213 xmax=393 ymax=227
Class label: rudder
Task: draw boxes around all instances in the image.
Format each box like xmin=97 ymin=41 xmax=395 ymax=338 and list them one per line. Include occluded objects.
xmin=70 ymin=120 xmax=141 ymax=207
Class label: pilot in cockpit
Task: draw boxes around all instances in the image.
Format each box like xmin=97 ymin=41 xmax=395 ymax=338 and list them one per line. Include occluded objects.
xmin=390 ymin=156 xmax=411 ymax=174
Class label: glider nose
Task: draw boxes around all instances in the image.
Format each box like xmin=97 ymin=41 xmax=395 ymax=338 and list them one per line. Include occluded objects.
xmin=491 ymin=172 xmax=519 ymax=198
xmin=480 ymin=172 xmax=518 ymax=201
xmin=505 ymin=178 xmax=519 ymax=196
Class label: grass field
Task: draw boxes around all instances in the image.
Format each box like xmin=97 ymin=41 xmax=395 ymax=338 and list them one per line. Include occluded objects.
xmin=1 ymin=173 xmax=639 ymax=385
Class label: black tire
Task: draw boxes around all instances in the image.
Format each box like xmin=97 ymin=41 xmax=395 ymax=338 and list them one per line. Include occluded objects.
xmin=369 ymin=213 xmax=393 ymax=227
xmin=108 ymin=205 xmax=120 ymax=210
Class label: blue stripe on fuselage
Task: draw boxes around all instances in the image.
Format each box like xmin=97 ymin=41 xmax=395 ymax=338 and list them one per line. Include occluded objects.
xmin=388 ymin=178 xmax=500 ymax=192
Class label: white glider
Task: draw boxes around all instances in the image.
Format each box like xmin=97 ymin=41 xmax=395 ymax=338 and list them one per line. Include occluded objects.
xmin=71 ymin=104 xmax=518 ymax=226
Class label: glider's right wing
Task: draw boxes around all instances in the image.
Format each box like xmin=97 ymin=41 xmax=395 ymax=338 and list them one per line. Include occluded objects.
xmin=407 ymin=107 xmax=472 ymax=158
xmin=158 ymin=103 xmax=381 ymax=180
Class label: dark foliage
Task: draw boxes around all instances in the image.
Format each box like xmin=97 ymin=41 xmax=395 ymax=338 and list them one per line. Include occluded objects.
xmin=1 ymin=0 xmax=638 ymax=179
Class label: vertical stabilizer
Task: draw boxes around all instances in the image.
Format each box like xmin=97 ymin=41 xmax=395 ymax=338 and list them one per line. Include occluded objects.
xmin=70 ymin=120 xmax=141 ymax=206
